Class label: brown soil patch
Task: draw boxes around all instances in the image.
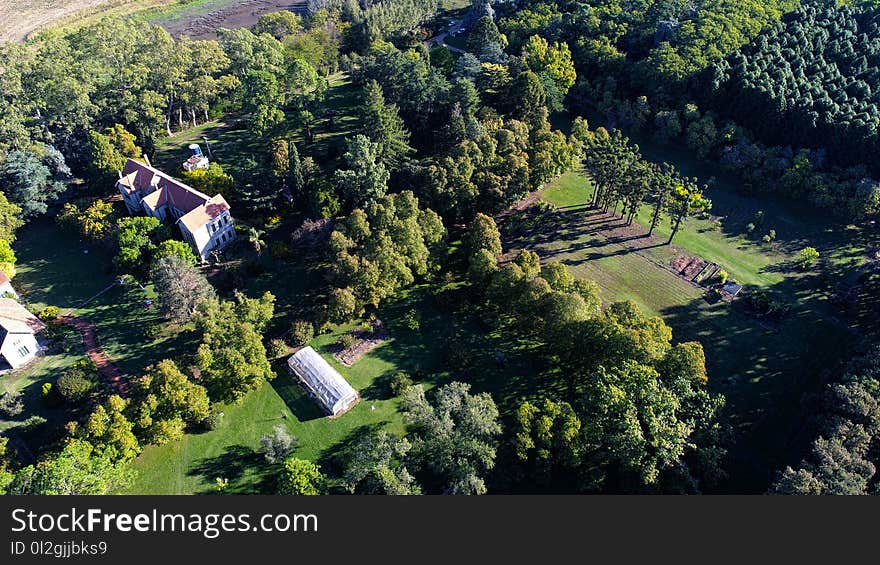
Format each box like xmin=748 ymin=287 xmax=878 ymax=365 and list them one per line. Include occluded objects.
xmin=334 ymin=319 xmax=389 ymax=367
xmin=161 ymin=0 xmax=306 ymax=40
xmin=672 ymin=255 xmax=708 ymax=279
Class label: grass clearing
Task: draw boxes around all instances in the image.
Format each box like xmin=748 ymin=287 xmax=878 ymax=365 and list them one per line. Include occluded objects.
xmin=532 ymin=163 xmax=875 ymax=491
xmin=127 ymin=277 xmax=551 ymax=494
xmin=127 ymin=322 xmax=406 ymax=494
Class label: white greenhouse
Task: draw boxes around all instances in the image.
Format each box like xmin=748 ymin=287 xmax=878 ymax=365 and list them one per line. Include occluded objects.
xmin=287 ymin=346 xmax=360 ymax=416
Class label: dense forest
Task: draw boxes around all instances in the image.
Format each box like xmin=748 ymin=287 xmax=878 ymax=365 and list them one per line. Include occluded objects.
xmin=0 ymin=0 xmax=879 ymax=496
xmin=702 ymin=1 xmax=880 ymax=172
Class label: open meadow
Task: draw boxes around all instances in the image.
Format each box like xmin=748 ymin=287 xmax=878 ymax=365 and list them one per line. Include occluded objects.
xmin=525 ymin=158 xmax=879 ymax=490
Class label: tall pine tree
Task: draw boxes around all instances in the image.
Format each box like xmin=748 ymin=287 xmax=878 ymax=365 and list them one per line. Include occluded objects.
xmin=359 ymin=80 xmax=413 ymax=170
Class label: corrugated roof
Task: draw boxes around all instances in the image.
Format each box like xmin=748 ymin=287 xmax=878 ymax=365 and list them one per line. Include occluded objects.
xmin=287 ymin=346 xmax=358 ymax=415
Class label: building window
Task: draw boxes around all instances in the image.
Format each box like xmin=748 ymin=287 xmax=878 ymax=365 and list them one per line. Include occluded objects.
xmin=17 ymin=345 xmax=30 ymax=357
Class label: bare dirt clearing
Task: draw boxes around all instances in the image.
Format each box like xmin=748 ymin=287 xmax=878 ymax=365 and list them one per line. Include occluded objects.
xmin=157 ymin=0 xmax=306 ymax=39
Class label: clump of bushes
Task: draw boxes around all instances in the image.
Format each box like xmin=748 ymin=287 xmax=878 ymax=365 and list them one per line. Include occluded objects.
xmin=56 ymin=361 xmax=98 ymax=404
xmin=796 ymin=247 xmax=820 ymax=269
xmin=290 ymin=320 xmax=314 ymax=346
xmin=269 ymin=338 xmax=289 ymax=358
xmin=37 ymin=306 xmax=60 ymax=321
xmin=204 ymin=409 xmax=224 ymax=431
xmin=338 ymin=333 xmax=357 ymax=349
xmin=389 ymin=371 xmax=414 ymax=396
xmin=259 ymin=425 xmax=299 ymax=464
xmin=0 ymin=391 xmax=24 ymax=418
xmin=400 ymin=309 xmax=421 ymax=332
xmin=143 ymin=324 xmax=163 ymax=339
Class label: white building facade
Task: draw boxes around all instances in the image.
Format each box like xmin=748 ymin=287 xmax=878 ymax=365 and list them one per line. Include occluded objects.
xmin=0 ymin=298 xmax=45 ymax=370
xmin=116 ymin=158 xmax=236 ymax=261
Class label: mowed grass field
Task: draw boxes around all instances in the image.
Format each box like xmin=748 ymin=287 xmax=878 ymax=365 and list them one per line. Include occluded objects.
xmin=4 ymin=218 xmax=196 ymax=435
xmin=531 ymin=163 xmax=875 ymax=491
xmin=127 ymin=324 xmax=407 ymax=494
xmin=127 ymin=277 xmax=552 ymax=494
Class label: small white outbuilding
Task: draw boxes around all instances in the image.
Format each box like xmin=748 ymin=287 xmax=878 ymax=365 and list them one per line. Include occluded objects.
xmin=287 ymin=346 xmax=359 ymax=416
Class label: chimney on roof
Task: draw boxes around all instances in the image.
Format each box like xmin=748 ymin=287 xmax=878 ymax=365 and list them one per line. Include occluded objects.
xmin=118 ymin=170 xmax=122 ymax=179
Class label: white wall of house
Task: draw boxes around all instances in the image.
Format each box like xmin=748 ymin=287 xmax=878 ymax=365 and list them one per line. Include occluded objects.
xmin=1 ymin=332 xmax=39 ymax=369
xmin=117 ymin=181 xmax=142 ymax=215
xmin=184 ymin=212 xmax=237 ymax=260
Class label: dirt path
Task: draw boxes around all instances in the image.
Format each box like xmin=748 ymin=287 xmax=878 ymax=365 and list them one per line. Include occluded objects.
xmin=59 ymin=315 xmax=130 ymax=397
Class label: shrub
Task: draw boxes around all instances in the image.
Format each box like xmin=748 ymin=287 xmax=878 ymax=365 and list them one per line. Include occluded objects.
xmin=338 ymin=333 xmax=357 ymax=349
xmin=768 ymin=229 xmax=776 ymax=240
xmin=290 ymin=320 xmax=314 ymax=346
xmin=389 ymin=371 xmax=414 ymax=396
xmin=37 ymin=306 xmax=60 ymax=321
xmin=400 ymin=309 xmax=421 ymax=332
xmin=259 ymin=425 xmax=299 ymax=464
xmin=143 ymin=324 xmax=162 ymax=339
xmin=762 ymin=234 xmax=772 ymax=244
xmin=278 ymin=458 xmax=325 ymax=495
xmin=56 ymin=367 xmax=96 ymax=404
xmin=41 ymin=382 xmax=52 ymax=397
xmin=266 ymin=215 xmax=282 ymax=227
xmin=0 ymin=391 xmax=24 ymax=417
xmin=716 ymin=270 xmax=729 ymax=284
xmin=796 ymin=247 xmax=820 ymax=270
xmin=204 ymin=409 xmax=224 ymax=431
xmin=752 ymin=210 xmax=765 ymax=227
xmin=269 ymin=338 xmax=289 ymax=358
xmin=745 ymin=223 xmax=756 ymax=235
xmin=21 ymin=415 xmax=47 ymax=430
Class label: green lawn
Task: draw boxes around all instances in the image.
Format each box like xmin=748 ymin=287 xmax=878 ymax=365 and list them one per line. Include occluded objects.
xmin=534 ymin=164 xmax=872 ymax=492
xmin=127 ymin=277 xmax=550 ymax=494
xmin=127 ymin=323 xmax=406 ymax=494
xmin=4 ymin=219 xmax=196 ymax=444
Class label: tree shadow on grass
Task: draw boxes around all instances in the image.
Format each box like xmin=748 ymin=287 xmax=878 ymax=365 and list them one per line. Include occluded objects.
xmin=360 ymin=372 xmax=394 ymax=401
xmin=315 ymin=422 xmax=389 ymax=483
xmin=269 ymin=366 xmax=325 ymax=423
xmin=658 ymin=272 xmax=858 ymax=494
xmin=189 ymin=444 xmax=267 ymax=494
